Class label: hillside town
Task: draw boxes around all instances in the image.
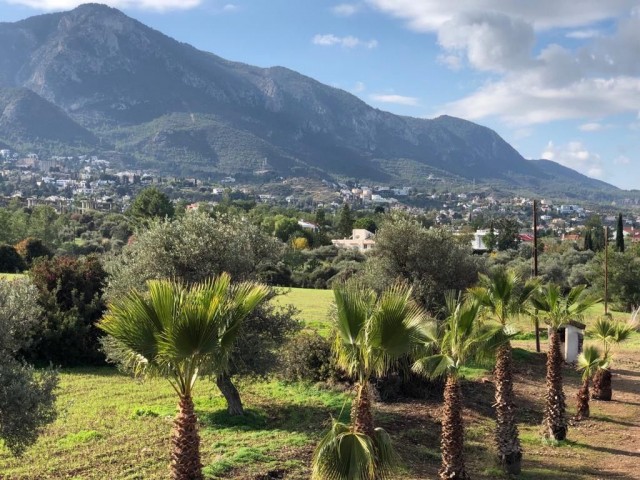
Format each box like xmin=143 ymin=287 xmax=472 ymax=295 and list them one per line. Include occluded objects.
xmin=2 ymin=149 xmax=639 ymax=250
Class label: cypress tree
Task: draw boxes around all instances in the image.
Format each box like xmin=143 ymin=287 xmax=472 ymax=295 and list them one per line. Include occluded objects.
xmin=584 ymin=230 xmax=593 ymax=251
xmin=337 ymin=204 xmax=354 ymax=237
xmin=616 ymin=213 xmax=625 ymax=252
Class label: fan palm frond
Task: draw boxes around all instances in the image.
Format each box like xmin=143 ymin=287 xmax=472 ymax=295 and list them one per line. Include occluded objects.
xmin=577 ymin=346 xmax=603 ymax=381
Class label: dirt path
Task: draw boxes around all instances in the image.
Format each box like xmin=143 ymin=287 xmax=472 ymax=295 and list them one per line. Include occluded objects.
xmin=585 ymin=355 xmax=640 ymax=478
xmin=512 ymin=349 xmax=640 ymax=480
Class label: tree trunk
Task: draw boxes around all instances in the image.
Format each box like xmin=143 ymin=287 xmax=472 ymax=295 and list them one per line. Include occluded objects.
xmin=575 ymin=378 xmax=590 ymax=420
xmin=170 ymin=395 xmax=203 ymax=480
xmin=592 ymin=368 xmax=612 ymax=401
xmin=542 ymin=329 xmax=567 ymax=441
xmin=352 ymin=382 xmax=375 ymax=439
xmin=494 ymin=342 xmax=522 ymax=474
xmin=216 ymin=372 xmax=244 ymax=416
xmin=439 ymin=374 xmax=470 ymax=480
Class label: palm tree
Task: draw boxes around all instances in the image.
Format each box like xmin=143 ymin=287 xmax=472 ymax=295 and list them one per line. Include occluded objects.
xmin=467 ymin=270 xmax=537 ymax=474
xmin=575 ymin=346 xmax=603 ymax=420
xmin=98 ymin=274 xmax=268 ymax=480
xmin=590 ymin=317 xmax=633 ymax=400
xmin=312 ymin=283 xmax=427 ymax=480
xmin=529 ymin=284 xmax=598 ymax=441
xmin=414 ymin=293 xmax=513 ymax=480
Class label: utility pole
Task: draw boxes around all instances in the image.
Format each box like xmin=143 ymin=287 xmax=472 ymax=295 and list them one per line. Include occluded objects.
xmin=604 ymin=225 xmax=609 ymax=316
xmin=533 ymin=200 xmax=541 ymax=353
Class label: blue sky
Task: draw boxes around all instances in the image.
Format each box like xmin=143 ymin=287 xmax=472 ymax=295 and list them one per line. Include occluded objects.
xmin=1 ymin=1 xmax=639 ymax=190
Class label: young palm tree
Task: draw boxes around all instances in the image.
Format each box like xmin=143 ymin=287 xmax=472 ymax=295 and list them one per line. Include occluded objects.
xmin=98 ymin=274 xmax=268 ymax=480
xmin=590 ymin=317 xmax=633 ymax=400
xmin=529 ymin=284 xmax=598 ymax=441
xmin=312 ymin=283 xmax=427 ymax=480
xmin=467 ymin=270 xmax=537 ymax=474
xmin=414 ymin=292 xmax=513 ymax=480
xmin=575 ymin=346 xmax=603 ymax=420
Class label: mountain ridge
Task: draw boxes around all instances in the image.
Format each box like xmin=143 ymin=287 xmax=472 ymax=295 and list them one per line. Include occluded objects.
xmin=0 ymin=4 xmax=624 ymax=199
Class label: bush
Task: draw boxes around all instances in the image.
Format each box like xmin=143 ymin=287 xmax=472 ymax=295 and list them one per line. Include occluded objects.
xmin=0 ymin=244 xmax=25 ymax=273
xmin=279 ymin=331 xmax=333 ymax=382
xmin=0 ymin=278 xmax=57 ymax=455
xmin=26 ymin=256 xmax=107 ymax=366
xmin=14 ymin=237 xmax=53 ymax=267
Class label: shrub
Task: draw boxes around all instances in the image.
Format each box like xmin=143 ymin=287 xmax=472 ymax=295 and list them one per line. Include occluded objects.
xmin=0 ymin=278 xmax=57 ymax=455
xmin=0 ymin=244 xmax=25 ymax=273
xmin=279 ymin=331 xmax=333 ymax=382
xmin=14 ymin=237 xmax=52 ymax=267
xmin=26 ymin=255 xmax=107 ymax=366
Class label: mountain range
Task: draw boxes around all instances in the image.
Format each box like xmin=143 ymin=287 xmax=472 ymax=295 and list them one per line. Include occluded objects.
xmin=0 ymin=3 xmax=627 ymax=199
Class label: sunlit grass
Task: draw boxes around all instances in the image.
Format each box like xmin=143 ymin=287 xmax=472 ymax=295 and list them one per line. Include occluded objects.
xmin=272 ymin=287 xmax=334 ymax=336
xmin=0 ymin=368 xmax=351 ymax=479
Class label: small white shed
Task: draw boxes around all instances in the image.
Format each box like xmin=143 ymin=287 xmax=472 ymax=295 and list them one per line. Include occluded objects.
xmin=550 ymin=320 xmax=586 ymax=363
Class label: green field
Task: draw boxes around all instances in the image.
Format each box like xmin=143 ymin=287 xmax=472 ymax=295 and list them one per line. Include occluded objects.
xmin=2 ymin=288 xmax=639 ymax=479
xmin=272 ymin=287 xmax=335 ymax=336
xmin=0 ymin=370 xmax=351 ymax=479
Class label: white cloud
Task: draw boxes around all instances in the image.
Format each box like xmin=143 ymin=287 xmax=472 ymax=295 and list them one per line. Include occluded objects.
xmin=566 ymin=29 xmax=601 ymax=39
xmin=437 ymin=54 xmax=462 ymax=70
xmin=579 ymin=122 xmax=605 ymax=131
xmin=368 ymin=1 xmax=640 ymax=125
xmin=614 ymin=155 xmax=631 ymax=165
xmin=512 ymin=128 xmax=533 ymax=140
xmin=4 ymin=0 xmax=201 ymax=10
xmin=331 ymin=3 xmax=360 ymax=16
xmin=541 ymin=140 xmax=604 ymax=178
xmin=437 ymin=11 xmax=535 ymax=72
xmin=312 ymin=34 xmax=378 ymax=49
xmin=221 ymin=3 xmax=239 ymax=12
xmin=442 ymin=76 xmax=640 ymax=125
xmin=352 ymin=81 xmax=366 ymax=93
xmin=365 ymin=0 xmax=637 ymax=31
xmin=370 ymin=94 xmax=419 ymax=106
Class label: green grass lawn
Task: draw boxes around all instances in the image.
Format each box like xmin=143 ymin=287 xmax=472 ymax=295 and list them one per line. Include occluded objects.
xmin=0 ymin=369 xmax=351 ymax=479
xmin=0 ymin=273 xmax=25 ymax=280
xmin=272 ymin=288 xmax=334 ymax=336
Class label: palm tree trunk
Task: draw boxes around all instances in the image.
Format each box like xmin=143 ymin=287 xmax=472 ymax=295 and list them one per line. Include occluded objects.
xmin=575 ymin=378 xmax=590 ymax=420
xmin=591 ymin=368 xmax=612 ymax=401
xmin=543 ymin=329 xmax=567 ymax=441
xmin=352 ymin=381 xmax=375 ymax=439
xmin=439 ymin=374 xmax=469 ymax=480
xmin=170 ymin=395 xmax=203 ymax=480
xmin=216 ymin=372 xmax=244 ymax=416
xmin=494 ymin=342 xmax=522 ymax=474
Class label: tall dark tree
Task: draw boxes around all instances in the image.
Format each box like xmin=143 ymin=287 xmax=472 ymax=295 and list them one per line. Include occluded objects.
xmin=128 ymin=187 xmax=174 ymax=220
xmin=337 ymin=204 xmax=354 ymax=237
xmin=493 ymin=217 xmax=521 ymax=251
xmin=583 ymin=229 xmax=593 ymax=251
xmin=585 ymin=215 xmax=605 ymax=252
xmin=616 ymin=213 xmax=625 ymax=253
xmin=314 ymin=207 xmax=326 ymax=227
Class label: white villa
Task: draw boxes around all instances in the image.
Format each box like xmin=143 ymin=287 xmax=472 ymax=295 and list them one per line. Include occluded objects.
xmin=332 ymin=229 xmax=375 ymax=253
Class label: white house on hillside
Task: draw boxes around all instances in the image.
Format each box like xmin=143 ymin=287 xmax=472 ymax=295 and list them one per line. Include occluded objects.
xmin=471 ymin=229 xmax=491 ymax=252
xmin=332 ymin=229 xmax=375 ymax=252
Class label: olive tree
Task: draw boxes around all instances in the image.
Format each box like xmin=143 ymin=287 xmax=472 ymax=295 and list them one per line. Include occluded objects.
xmin=103 ymin=211 xmax=300 ymax=415
xmin=0 ymin=279 xmax=57 ymax=455
xmin=364 ymin=213 xmax=482 ymax=314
